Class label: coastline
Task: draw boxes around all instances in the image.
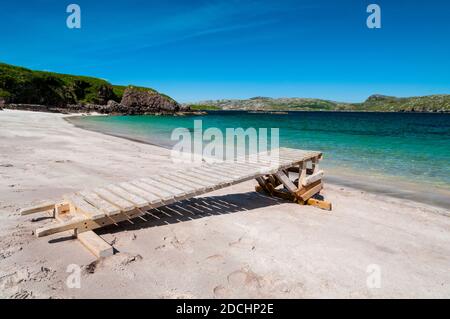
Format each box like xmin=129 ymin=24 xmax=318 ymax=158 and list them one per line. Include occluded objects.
xmin=66 ymin=114 xmax=450 ymax=210
xmin=1 ymin=109 xmax=449 ymax=299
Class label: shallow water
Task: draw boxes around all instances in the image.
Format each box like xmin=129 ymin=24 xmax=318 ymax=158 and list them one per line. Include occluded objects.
xmin=69 ymin=111 xmax=450 ymax=207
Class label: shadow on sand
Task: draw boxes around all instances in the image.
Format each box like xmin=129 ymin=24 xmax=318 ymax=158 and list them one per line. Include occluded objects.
xmin=96 ymin=191 xmax=286 ymax=235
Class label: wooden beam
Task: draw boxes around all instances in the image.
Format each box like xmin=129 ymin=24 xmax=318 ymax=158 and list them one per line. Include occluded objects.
xmin=77 ymin=231 xmax=114 ymax=258
xmin=298 ymin=182 xmax=323 ymax=202
xmin=302 ymin=170 xmax=324 ymax=187
xmin=274 ymin=171 xmax=298 ymax=193
xmin=20 ymin=201 xmax=55 ymax=216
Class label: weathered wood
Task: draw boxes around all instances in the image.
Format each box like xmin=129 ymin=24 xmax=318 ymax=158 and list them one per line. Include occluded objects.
xmin=302 ymin=170 xmax=324 ymax=187
xmin=94 ymin=188 xmax=135 ymax=212
xmin=78 ymin=191 xmax=121 ymax=216
xmin=142 ymin=178 xmax=188 ymax=198
xmin=298 ymin=182 xmax=323 ymax=202
xmin=130 ymin=180 xmax=174 ymax=202
xmin=274 ymin=171 xmax=298 ymax=193
xmin=105 ymin=184 xmax=148 ymax=208
xmin=64 ymin=194 xmax=106 ymax=220
xmin=118 ymin=182 xmax=161 ymax=205
xmin=20 ymin=201 xmax=55 ymax=216
xmin=36 ymin=208 xmax=146 ymax=237
xmin=77 ymin=231 xmax=114 ymax=258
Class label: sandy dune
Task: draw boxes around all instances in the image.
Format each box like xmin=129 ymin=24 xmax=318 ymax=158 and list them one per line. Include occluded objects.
xmin=0 ymin=110 xmax=449 ymax=299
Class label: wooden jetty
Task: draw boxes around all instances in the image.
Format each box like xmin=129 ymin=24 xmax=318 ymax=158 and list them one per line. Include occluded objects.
xmin=21 ymin=147 xmax=331 ymax=258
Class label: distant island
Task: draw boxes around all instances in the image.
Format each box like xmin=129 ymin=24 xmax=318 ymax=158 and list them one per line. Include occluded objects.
xmin=187 ymin=95 xmax=450 ymax=113
xmin=0 ymin=62 xmax=189 ymax=115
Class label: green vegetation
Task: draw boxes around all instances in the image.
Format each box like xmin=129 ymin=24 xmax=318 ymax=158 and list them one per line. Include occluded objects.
xmin=191 ymin=95 xmax=450 ymax=112
xmin=0 ymin=62 xmax=165 ymax=106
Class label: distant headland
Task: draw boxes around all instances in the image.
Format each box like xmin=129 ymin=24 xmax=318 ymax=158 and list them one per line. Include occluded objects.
xmin=1 ymin=62 xmax=448 ymax=114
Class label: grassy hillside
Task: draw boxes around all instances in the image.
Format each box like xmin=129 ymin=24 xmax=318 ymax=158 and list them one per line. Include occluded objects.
xmin=190 ymin=95 xmax=450 ymax=112
xmin=0 ymin=63 xmax=164 ymax=106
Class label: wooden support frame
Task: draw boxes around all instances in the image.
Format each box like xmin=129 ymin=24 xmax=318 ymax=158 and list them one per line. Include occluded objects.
xmin=255 ymin=156 xmax=331 ymax=211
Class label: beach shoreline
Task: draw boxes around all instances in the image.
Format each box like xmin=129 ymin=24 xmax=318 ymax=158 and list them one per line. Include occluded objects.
xmin=1 ymin=109 xmax=449 ymax=299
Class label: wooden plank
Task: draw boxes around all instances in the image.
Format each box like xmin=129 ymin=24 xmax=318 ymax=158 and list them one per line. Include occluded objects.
xmin=36 ymin=208 xmax=146 ymax=238
xmin=187 ymin=168 xmax=232 ymax=186
xmin=192 ymin=165 xmax=235 ymax=181
xmin=274 ymin=171 xmax=298 ymax=193
xmin=36 ymin=217 xmax=89 ymax=237
xmin=160 ymin=174 xmax=209 ymax=193
xmin=158 ymin=174 xmax=206 ymax=195
xmin=130 ymin=180 xmax=175 ymax=202
xmin=20 ymin=201 xmax=55 ymax=216
xmin=141 ymin=178 xmax=188 ymax=197
xmin=77 ymin=231 xmax=114 ymax=258
xmin=64 ymin=194 xmax=106 ymax=220
xmin=105 ymin=184 xmax=148 ymax=208
xmin=168 ymin=171 xmax=217 ymax=189
xmin=93 ymin=188 xmax=135 ymax=212
xmin=181 ymin=169 xmax=223 ymax=184
xmin=302 ymin=170 xmax=324 ymax=187
xmin=78 ymin=191 xmax=121 ymax=216
xmin=118 ymin=182 xmax=161 ymax=205
xmin=191 ymin=165 xmax=234 ymax=180
xmin=154 ymin=175 xmax=199 ymax=195
xmin=299 ymin=183 xmax=323 ymax=201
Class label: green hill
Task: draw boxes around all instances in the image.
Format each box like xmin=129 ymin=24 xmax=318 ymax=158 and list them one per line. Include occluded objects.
xmin=189 ymin=94 xmax=450 ymax=112
xmin=0 ymin=62 xmax=167 ymax=107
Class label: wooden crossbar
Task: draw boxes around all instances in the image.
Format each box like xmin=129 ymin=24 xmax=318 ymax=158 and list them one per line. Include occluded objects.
xmin=23 ymin=147 xmax=331 ymax=258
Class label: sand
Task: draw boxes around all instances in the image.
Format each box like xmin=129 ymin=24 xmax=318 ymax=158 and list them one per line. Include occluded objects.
xmin=0 ymin=109 xmax=449 ymax=299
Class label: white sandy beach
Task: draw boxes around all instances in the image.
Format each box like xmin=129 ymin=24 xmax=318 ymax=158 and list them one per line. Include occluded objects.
xmin=0 ymin=109 xmax=449 ymax=299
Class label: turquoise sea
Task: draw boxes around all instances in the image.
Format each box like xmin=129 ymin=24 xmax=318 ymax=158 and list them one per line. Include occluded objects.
xmin=69 ymin=111 xmax=450 ymax=208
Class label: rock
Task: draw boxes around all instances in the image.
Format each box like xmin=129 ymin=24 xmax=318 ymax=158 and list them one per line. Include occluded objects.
xmin=120 ymin=86 xmax=182 ymax=113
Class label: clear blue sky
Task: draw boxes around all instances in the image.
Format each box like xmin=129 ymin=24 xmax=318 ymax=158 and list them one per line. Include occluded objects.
xmin=1 ymin=0 xmax=449 ymax=102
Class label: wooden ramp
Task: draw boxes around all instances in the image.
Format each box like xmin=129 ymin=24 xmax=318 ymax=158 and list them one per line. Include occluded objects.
xmin=22 ymin=147 xmax=331 ymax=258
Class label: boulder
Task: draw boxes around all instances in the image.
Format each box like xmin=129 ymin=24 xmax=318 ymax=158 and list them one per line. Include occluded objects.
xmin=120 ymin=87 xmax=181 ymax=113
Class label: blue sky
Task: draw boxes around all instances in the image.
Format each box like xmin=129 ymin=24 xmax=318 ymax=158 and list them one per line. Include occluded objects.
xmin=1 ymin=0 xmax=449 ymax=102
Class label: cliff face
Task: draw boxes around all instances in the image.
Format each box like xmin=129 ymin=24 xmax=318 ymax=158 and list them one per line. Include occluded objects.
xmin=0 ymin=62 xmax=185 ymax=114
xmin=120 ymin=87 xmax=182 ymax=113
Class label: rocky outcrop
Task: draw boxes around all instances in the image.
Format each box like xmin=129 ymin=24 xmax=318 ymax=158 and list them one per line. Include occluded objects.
xmin=120 ymin=87 xmax=181 ymax=113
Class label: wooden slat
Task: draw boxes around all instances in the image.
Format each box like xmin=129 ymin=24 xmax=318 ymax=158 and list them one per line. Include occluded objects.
xmin=105 ymin=184 xmax=148 ymax=208
xmin=64 ymin=194 xmax=106 ymax=220
xmin=118 ymin=182 xmax=161 ymax=205
xmin=182 ymin=169 xmax=230 ymax=186
xmin=187 ymin=168 xmax=233 ymax=186
xmin=78 ymin=191 xmax=121 ymax=216
xmin=93 ymin=188 xmax=135 ymax=212
xmin=141 ymin=178 xmax=188 ymax=197
xmin=159 ymin=174 xmax=208 ymax=193
xmin=154 ymin=175 xmax=199 ymax=195
xmin=130 ymin=181 xmax=174 ymax=202
xmin=167 ymin=171 xmax=216 ymax=189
